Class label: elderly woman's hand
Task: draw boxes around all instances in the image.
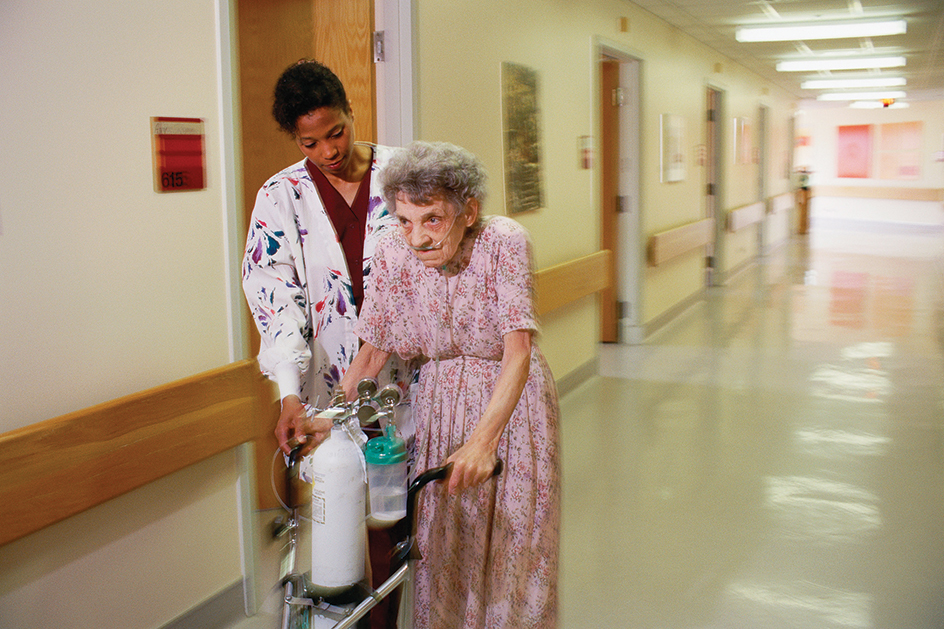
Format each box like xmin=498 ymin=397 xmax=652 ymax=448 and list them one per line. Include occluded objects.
xmin=445 ymin=439 xmax=500 ymax=494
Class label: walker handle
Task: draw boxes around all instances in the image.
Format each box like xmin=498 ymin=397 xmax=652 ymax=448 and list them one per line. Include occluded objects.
xmin=285 ymin=445 xmax=305 ymax=511
xmin=405 ymin=460 xmax=503 ymax=537
xmin=409 ymin=460 xmax=504 ymax=492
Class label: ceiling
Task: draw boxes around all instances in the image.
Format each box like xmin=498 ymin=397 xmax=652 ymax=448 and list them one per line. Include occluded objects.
xmin=629 ymin=0 xmax=944 ymax=104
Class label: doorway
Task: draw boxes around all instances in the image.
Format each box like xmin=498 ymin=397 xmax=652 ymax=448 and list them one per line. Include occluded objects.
xmin=705 ymin=86 xmax=724 ymax=286
xmin=598 ymin=46 xmax=642 ymax=344
xmin=236 ymin=0 xmax=376 ymax=356
xmin=757 ymin=104 xmax=769 ymax=252
xmin=237 ymin=0 xmax=377 ymax=243
xmin=235 ymin=0 xmax=377 ymax=509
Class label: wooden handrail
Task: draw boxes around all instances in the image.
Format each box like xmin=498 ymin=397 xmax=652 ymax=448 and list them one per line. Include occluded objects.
xmin=0 ymin=251 xmax=616 ymax=546
xmin=812 ymin=186 xmax=944 ymax=202
xmin=647 ymin=218 xmax=712 ymax=267
xmin=534 ymin=250 xmax=612 ymax=315
xmin=0 ymin=360 xmax=269 ymax=546
xmin=770 ymin=192 xmax=793 ymax=215
xmin=727 ymin=201 xmax=765 ymax=232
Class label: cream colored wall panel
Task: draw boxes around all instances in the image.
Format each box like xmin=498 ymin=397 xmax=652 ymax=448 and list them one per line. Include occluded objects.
xmin=643 ymin=253 xmax=704 ymax=323
xmin=539 ymin=297 xmax=601 ymax=381
xmin=0 ymin=453 xmax=241 ymax=629
xmin=0 ymin=0 xmax=244 ymax=626
xmin=0 ymin=0 xmax=232 ymax=432
xmin=723 ymin=225 xmax=760 ymax=274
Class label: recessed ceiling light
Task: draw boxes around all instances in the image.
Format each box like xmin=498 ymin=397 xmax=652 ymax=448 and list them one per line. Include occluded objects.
xmin=801 ymin=77 xmax=907 ymax=89
xmin=817 ymin=90 xmax=906 ymax=101
xmin=777 ymin=56 xmax=906 ymax=72
xmin=736 ymin=18 xmax=906 ymax=42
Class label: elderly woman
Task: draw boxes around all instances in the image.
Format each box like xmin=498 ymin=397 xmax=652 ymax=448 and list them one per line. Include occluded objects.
xmin=341 ymin=141 xmax=561 ymax=628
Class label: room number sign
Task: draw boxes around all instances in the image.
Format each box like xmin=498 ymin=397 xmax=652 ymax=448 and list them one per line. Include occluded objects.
xmin=151 ymin=117 xmax=206 ymax=193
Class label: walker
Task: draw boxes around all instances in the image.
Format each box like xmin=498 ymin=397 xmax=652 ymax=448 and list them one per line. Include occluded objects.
xmin=271 ymin=380 xmax=501 ymax=629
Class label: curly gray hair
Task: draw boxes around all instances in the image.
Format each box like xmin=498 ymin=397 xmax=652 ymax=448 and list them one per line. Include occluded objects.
xmin=380 ymin=141 xmax=488 ymax=220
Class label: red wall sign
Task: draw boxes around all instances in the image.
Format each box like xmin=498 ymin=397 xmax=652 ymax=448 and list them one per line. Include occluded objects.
xmin=151 ymin=117 xmax=206 ymax=192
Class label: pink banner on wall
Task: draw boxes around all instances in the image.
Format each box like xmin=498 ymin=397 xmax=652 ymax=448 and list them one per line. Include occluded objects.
xmin=837 ymin=124 xmax=872 ymax=178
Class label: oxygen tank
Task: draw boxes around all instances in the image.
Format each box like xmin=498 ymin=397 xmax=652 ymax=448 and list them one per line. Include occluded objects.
xmin=308 ymin=417 xmax=367 ymax=597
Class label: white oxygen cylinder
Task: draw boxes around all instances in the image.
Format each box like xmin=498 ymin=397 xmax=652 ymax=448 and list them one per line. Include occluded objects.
xmin=309 ymin=421 xmax=367 ymax=596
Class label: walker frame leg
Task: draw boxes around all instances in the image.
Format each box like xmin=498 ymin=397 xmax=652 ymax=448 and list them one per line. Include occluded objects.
xmin=275 ymin=447 xmax=501 ymax=629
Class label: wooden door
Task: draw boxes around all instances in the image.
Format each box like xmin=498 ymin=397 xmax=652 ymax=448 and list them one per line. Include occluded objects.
xmin=236 ymin=0 xmax=376 ymax=508
xmin=237 ymin=0 xmax=376 ymax=250
xmin=599 ymin=57 xmax=620 ymax=343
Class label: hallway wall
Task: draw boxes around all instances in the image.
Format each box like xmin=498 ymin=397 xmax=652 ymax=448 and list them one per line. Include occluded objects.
xmin=798 ymin=100 xmax=944 ymax=228
xmin=0 ymin=0 xmax=239 ymax=431
xmin=799 ymin=100 xmax=944 ymax=191
xmin=412 ymin=0 xmax=796 ymax=374
xmin=0 ymin=0 xmax=245 ymax=626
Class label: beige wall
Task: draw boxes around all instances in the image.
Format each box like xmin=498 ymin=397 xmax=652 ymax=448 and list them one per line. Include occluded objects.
xmin=0 ymin=452 xmax=243 ymax=627
xmin=0 ymin=1 xmax=236 ymax=432
xmin=798 ymin=100 xmax=944 ymax=189
xmin=0 ymin=0 xmax=245 ymax=626
xmin=413 ymin=0 xmax=795 ymax=378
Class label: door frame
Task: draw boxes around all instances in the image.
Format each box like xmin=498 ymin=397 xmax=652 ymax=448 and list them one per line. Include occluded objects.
xmin=705 ymin=84 xmax=726 ymax=286
xmin=218 ymin=0 xmax=256 ymax=614
xmin=595 ymin=38 xmax=644 ymax=344
xmin=757 ymin=103 xmax=769 ymax=253
xmin=375 ymin=0 xmax=415 ymax=147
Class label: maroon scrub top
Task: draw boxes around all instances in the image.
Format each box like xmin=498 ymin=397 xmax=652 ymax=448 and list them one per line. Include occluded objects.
xmin=306 ymin=153 xmax=372 ymax=311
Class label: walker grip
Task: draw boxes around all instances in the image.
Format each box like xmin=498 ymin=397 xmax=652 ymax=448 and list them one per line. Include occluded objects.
xmin=409 ymin=459 xmax=503 ymax=490
xmin=285 ymin=445 xmax=305 ymax=510
xmin=405 ymin=460 xmax=503 ymax=535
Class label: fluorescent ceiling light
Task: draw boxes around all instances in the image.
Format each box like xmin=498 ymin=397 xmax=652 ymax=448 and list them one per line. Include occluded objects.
xmin=849 ymin=101 xmax=909 ymax=109
xmin=817 ymin=90 xmax=906 ymax=101
xmin=736 ymin=18 xmax=906 ymax=42
xmin=777 ymin=56 xmax=906 ymax=72
xmin=801 ymin=77 xmax=906 ymax=89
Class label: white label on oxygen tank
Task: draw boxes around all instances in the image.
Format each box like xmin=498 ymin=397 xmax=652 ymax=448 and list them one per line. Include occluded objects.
xmin=311 ymin=495 xmax=326 ymax=525
xmin=311 ymin=470 xmax=327 ymax=524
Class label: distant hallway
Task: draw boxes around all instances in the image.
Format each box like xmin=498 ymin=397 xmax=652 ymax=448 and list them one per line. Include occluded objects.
xmin=560 ymin=203 xmax=944 ymax=628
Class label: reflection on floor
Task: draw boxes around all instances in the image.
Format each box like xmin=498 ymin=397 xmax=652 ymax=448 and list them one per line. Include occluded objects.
xmin=230 ymin=216 xmax=944 ymax=628
xmin=561 ymin=219 xmax=943 ymax=628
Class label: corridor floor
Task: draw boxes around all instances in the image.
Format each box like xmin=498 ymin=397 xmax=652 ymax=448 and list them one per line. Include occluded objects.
xmin=230 ymin=216 xmax=943 ymax=628
xmin=560 ymin=220 xmax=944 ymax=628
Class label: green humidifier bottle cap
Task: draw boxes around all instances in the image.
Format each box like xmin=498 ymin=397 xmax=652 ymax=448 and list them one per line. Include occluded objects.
xmin=365 ymin=425 xmax=407 ymax=465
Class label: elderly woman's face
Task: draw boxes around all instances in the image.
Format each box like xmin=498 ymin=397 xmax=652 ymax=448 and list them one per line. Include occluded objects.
xmin=395 ymin=194 xmax=478 ymax=268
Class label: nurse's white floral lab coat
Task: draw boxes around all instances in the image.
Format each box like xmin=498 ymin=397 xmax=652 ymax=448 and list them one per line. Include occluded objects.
xmin=242 ymin=143 xmax=409 ymax=409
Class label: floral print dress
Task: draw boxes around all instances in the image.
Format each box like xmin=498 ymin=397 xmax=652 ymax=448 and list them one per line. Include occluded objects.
xmin=355 ymin=216 xmax=561 ymax=629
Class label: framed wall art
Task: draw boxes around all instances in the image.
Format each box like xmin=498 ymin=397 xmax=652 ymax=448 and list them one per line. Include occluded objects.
xmin=501 ymin=62 xmax=545 ymax=214
xmin=660 ymin=114 xmax=686 ymax=182
xmin=879 ymin=121 xmax=921 ymax=180
xmin=734 ymin=117 xmax=753 ymax=165
xmin=837 ymin=124 xmax=872 ymax=179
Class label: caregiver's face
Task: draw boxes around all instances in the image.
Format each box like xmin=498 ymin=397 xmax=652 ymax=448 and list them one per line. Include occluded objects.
xmin=294 ymin=106 xmax=356 ymax=179
xmin=395 ymin=194 xmax=478 ymax=268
